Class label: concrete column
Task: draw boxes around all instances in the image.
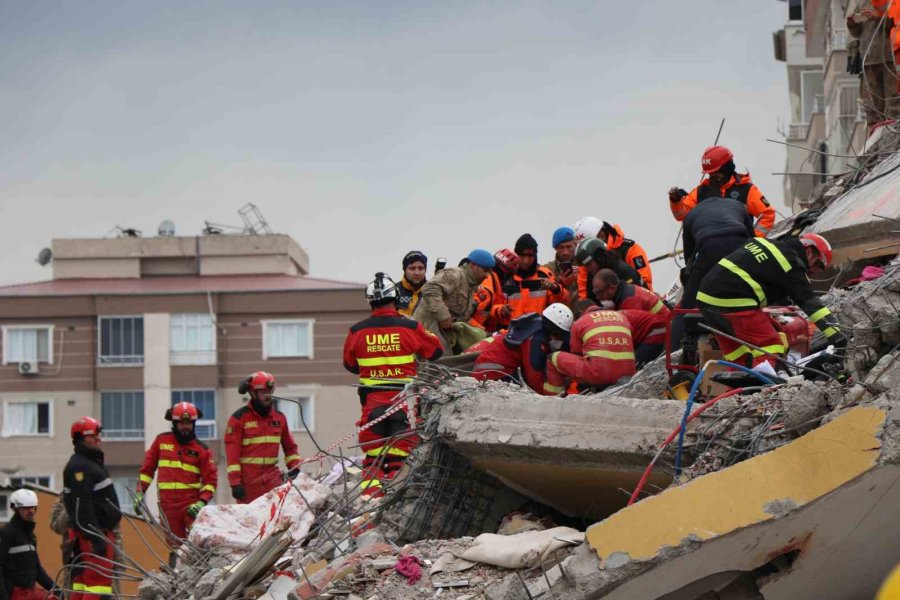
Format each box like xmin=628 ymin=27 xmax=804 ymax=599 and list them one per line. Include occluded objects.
xmin=143 ymin=313 xmax=171 ymax=516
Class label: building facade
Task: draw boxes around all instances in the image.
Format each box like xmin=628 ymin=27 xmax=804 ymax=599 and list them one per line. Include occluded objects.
xmin=774 ymin=0 xmax=867 ymax=212
xmin=0 ymin=232 xmax=369 ymax=515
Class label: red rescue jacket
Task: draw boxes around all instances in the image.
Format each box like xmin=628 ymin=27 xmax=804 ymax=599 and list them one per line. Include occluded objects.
xmin=138 ymin=432 xmax=217 ymax=504
xmin=225 ymin=404 xmax=300 ymax=488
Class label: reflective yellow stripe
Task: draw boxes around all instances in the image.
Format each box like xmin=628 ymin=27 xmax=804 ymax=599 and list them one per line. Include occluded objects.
xmin=584 ymin=325 xmax=632 ymax=340
xmin=550 ymin=351 xmax=562 ymax=369
xmin=543 ymin=382 xmax=565 ymax=394
xmin=720 ymin=259 xmax=767 ymax=305
xmin=822 ymin=326 xmax=840 ymax=338
xmin=139 ymin=474 xmax=153 ymax=484
xmin=359 ymin=377 xmax=413 ymax=386
xmin=808 ymin=307 xmax=831 ymax=323
xmin=242 ymin=436 xmax=281 ymax=446
xmin=240 ymin=456 xmax=279 ymax=465
xmin=74 ymin=584 xmax=113 ymax=594
xmin=360 ymin=479 xmax=382 ymax=490
xmin=754 ymin=237 xmax=792 ymax=272
xmin=724 ymin=345 xmax=752 ymax=361
xmin=158 ymin=459 xmax=200 ymax=474
xmin=357 ymin=354 xmax=415 ymax=367
xmin=285 ymin=454 xmax=300 ymax=463
xmin=365 ymin=447 xmax=410 ymax=458
xmin=696 ymin=291 xmax=759 ymax=308
xmin=724 ymin=343 xmax=785 ymax=362
xmin=158 ymin=482 xmax=202 ymax=490
xmin=585 ymin=349 xmax=635 ymax=360
xmin=650 ymin=300 xmax=664 ymax=314
xmin=227 ymin=464 xmax=241 ymax=473
xmin=201 ymin=484 xmax=216 ymax=493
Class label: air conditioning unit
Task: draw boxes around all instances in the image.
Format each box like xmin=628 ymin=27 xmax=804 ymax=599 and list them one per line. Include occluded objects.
xmin=18 ymin=361 xmax=39 ymax=376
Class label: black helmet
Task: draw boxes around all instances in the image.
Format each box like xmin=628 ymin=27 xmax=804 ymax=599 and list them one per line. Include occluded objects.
xmin=574 ymin=237 xmax=607 ymax=266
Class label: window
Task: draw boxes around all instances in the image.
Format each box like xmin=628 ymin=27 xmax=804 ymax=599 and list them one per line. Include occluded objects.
xmin=101 ymin=392 xmax=144 ymax=439
xmin=800 ymin=70 xmax=824 ymax=124
xmin=277 ymin=395 xmax=315 ymax=433
xmin=262 ymin=320 xmax=314 ymax=359
xmin=170 ymin=314 xmax=216 ymax=365
xmin=111 ymin=476 xmax=139 ymax=514
xmin=0 ymin=493 xmax=8 ymax=521
xmin=98 ymin=316 xmax=144 ymax=365
xmin=1 ymin=401 xmax=52 ymax=437
xmin=2 ymin=326 xmax=53 ymax=364
xmin=788 ymin=0 xmax=802 ymax=21
xmin=10 ymin=475 xmax=52 ymax=489
xmin=171 ymin=389 xmax=217 ymax=439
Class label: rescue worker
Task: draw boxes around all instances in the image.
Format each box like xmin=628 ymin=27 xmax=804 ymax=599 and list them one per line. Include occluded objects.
xmin=396 ymin=250 xmax=427 ymax=316
xmin=0 ymin=489 xmax=58 ymax=600
xmin=63 ymin=416 xmax=121 ymax=600
xmin=573 ymin=237 xmax=644 ymax=299
xmin=847 ymin=0 xmax=899 ymax=130
xmin=542 ymin=227 xmax=580 ymax=302
xmin=225 ymin=372 xmax=301 ymax=503
xmin=496 ymin=234 xmax=568 ymax=326
xmin=470 ymin=249 xmax=518 ymax=333
xmin=546 ymin=307 xmax=636 ymax=392
xmin=697 ymin=233 xmax=848 ymax=369
xmin=466 ymin=303 xmax=573 ymax=395
xmin=669 ymin=146 xmax=776 ymax=238
xmin=574 ymin=217 xmax=653 ymax=290
xmin=413 ymin=249 xmax=495 ymax=354
xmin=343 ymin=272 xmax=444 ymax=496
xmin=592 ymin=269 xmax=670 ymax=317
xmin=134 ymin=402 xmax=217 ymax=547
xmin=678 ymin=195 xmax=756 ymax=364
xmin=619 ymin=309 xmax=667 ymax=366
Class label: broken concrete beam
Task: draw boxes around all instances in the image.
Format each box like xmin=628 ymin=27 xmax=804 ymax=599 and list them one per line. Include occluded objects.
xmin=434 ymin=378 xmax=688 ymax=519
xmin=540 ymin=406 xmax=898 ymax=600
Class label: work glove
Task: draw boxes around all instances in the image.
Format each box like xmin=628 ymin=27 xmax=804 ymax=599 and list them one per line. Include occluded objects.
xmin=186 ymin=501 xmax=206 ymax=518
xmin=230 ymin=485 xmax=246 ymax=500
xmin=285 ymin=468 xmax=300 ymax=481
xmin=132 ymin=492 xmax=144 ymax=514
xmin=668 ymin=187 xmax=688 ymax=203
xmin=91 ymin=536 xmax=108 ymax=557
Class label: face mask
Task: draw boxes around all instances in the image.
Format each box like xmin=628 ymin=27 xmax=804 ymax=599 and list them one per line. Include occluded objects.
xmin=549 ymin=339 xmax=563 ymax=351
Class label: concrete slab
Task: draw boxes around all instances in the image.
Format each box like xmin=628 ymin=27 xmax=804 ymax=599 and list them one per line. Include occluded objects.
xmin=435 ymin=378 xmax=688 ymax=519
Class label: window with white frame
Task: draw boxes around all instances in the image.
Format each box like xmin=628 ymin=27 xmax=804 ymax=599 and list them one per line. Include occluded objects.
xmin=111 ymin=476 xmax=139 ymax=514
xmin=262 ymin=320 xmax=314 ymax=359
xmin=10 ymin=475 xmax=53 ymax=489
xmin=0 ymin=401 xmax=52 ymax=437
xmin=170 ymin=314 xmax=216 ymax=365
xmin=171 ymin=389 xmax=217 ymax=439
xmin=800 ymin=70 xmax=824 ymax=124
xmin=101 ymin=391 xmax=144 ymax=439
xmin=276 ymin=395 xmax=315 ymax=434
xmin=2 ymin=326 xmax=53 ymax=364
xmin=98 ymin=316 xmax=144 ymax=365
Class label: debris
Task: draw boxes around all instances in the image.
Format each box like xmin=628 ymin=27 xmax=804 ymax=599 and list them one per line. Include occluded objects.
xmin=453 ymin=527 xmax=584 ymax=569
xmin=394 ymin=555 xmax=423 ymax=584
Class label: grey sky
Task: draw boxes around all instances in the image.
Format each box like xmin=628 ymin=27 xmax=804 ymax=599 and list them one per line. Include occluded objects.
xmin=0 ymin=1 xmax=789 ymax=291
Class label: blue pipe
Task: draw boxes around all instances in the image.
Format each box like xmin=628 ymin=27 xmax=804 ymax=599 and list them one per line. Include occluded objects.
xmin=673 ymin=360 xmax=776 ymax=476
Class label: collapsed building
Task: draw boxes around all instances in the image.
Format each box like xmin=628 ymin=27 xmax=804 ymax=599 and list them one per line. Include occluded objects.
xmin=130 ymin=135 xmax=900 ymax=600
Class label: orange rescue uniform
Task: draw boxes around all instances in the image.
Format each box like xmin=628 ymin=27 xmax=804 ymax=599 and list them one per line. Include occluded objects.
xmin=501 ymin=266 xmax=569 ymax=326
xmin=603 ymin=224 xmax=653 ymax=290
xmin=670 ymin=173 xmax=775 ymax=238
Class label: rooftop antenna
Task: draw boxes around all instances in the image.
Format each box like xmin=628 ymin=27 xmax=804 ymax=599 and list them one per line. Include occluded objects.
xmin=36 ymin=248 xmax=53 ymax=266
xmin=238 ymin=203 xmax=273 ymax=235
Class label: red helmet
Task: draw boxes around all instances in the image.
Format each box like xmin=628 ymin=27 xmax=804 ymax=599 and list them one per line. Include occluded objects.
xmin=493 ymin=249 xmax=519 ymax=274
xmin=701 ymin=146 xmax=734 ymax=174
xmin=248 ymin=371 xmax=276 ymax=392
xmin=799 ymin=233 xmax=833 ymax=269
xmin=168 ymin=402 xmax=200 ymax=422
xmin=71 ymin=416 xmax=102 ymax=440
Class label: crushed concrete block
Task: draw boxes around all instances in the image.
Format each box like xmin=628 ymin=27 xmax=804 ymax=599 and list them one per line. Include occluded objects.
xmin=194 ymin=567 xmax=223 ymax=599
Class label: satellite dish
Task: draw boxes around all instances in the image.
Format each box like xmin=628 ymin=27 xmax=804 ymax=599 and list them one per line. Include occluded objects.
xmin=158 ymin=220 xmax=176 ymax=237
xmin=36 ymin=248 xmax=53 ymax=266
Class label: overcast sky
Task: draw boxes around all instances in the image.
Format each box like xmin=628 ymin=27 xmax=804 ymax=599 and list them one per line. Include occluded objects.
xmin=0 ymin=1 xmax=791 ymax=291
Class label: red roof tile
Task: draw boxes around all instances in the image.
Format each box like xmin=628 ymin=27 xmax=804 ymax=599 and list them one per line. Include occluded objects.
xmin=0 ymin=275 xmax=364 ymax=297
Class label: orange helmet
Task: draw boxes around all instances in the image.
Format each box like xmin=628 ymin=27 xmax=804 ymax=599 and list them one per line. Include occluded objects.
xmin=799 ymin=233 xmax=833 ymax=269
xmin=71 ymin=416 xmax=102 ymax=440
xmin=701 ymin=146 xmax=734 ymax=174
xmin=167 ymin=402 xmax=201 ymax=422
xmin=248 ymin=371 xmax=276 ymax=392
xmin=493 ymin=249 xmax=519 ymax=274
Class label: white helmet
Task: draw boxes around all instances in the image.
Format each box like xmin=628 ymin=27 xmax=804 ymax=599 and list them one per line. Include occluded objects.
xmin=365 ymin=272 xmax=398 ymax=305
xmin=10 ymin=489 xmax=38 ymax=509
xmin=542 ymin=303 xmax=574 ymax=332
xmin=574 ymin=216 xmax=603 ymax=241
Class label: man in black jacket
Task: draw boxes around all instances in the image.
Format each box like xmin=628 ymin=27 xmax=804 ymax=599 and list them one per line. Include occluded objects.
xmin=697 ymin=233 xmax=848 ymax=369
xmin=0 ymin=489 xmax=58 ymax=600
xmin=63 ymin=416 xmax=121 ymax=600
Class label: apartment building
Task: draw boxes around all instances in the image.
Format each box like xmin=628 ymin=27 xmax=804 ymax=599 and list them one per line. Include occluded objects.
xmin=0 ymin=231 xmax=369 ymax=515
xmin=774 ymin=0 xmax=867 ymax=212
